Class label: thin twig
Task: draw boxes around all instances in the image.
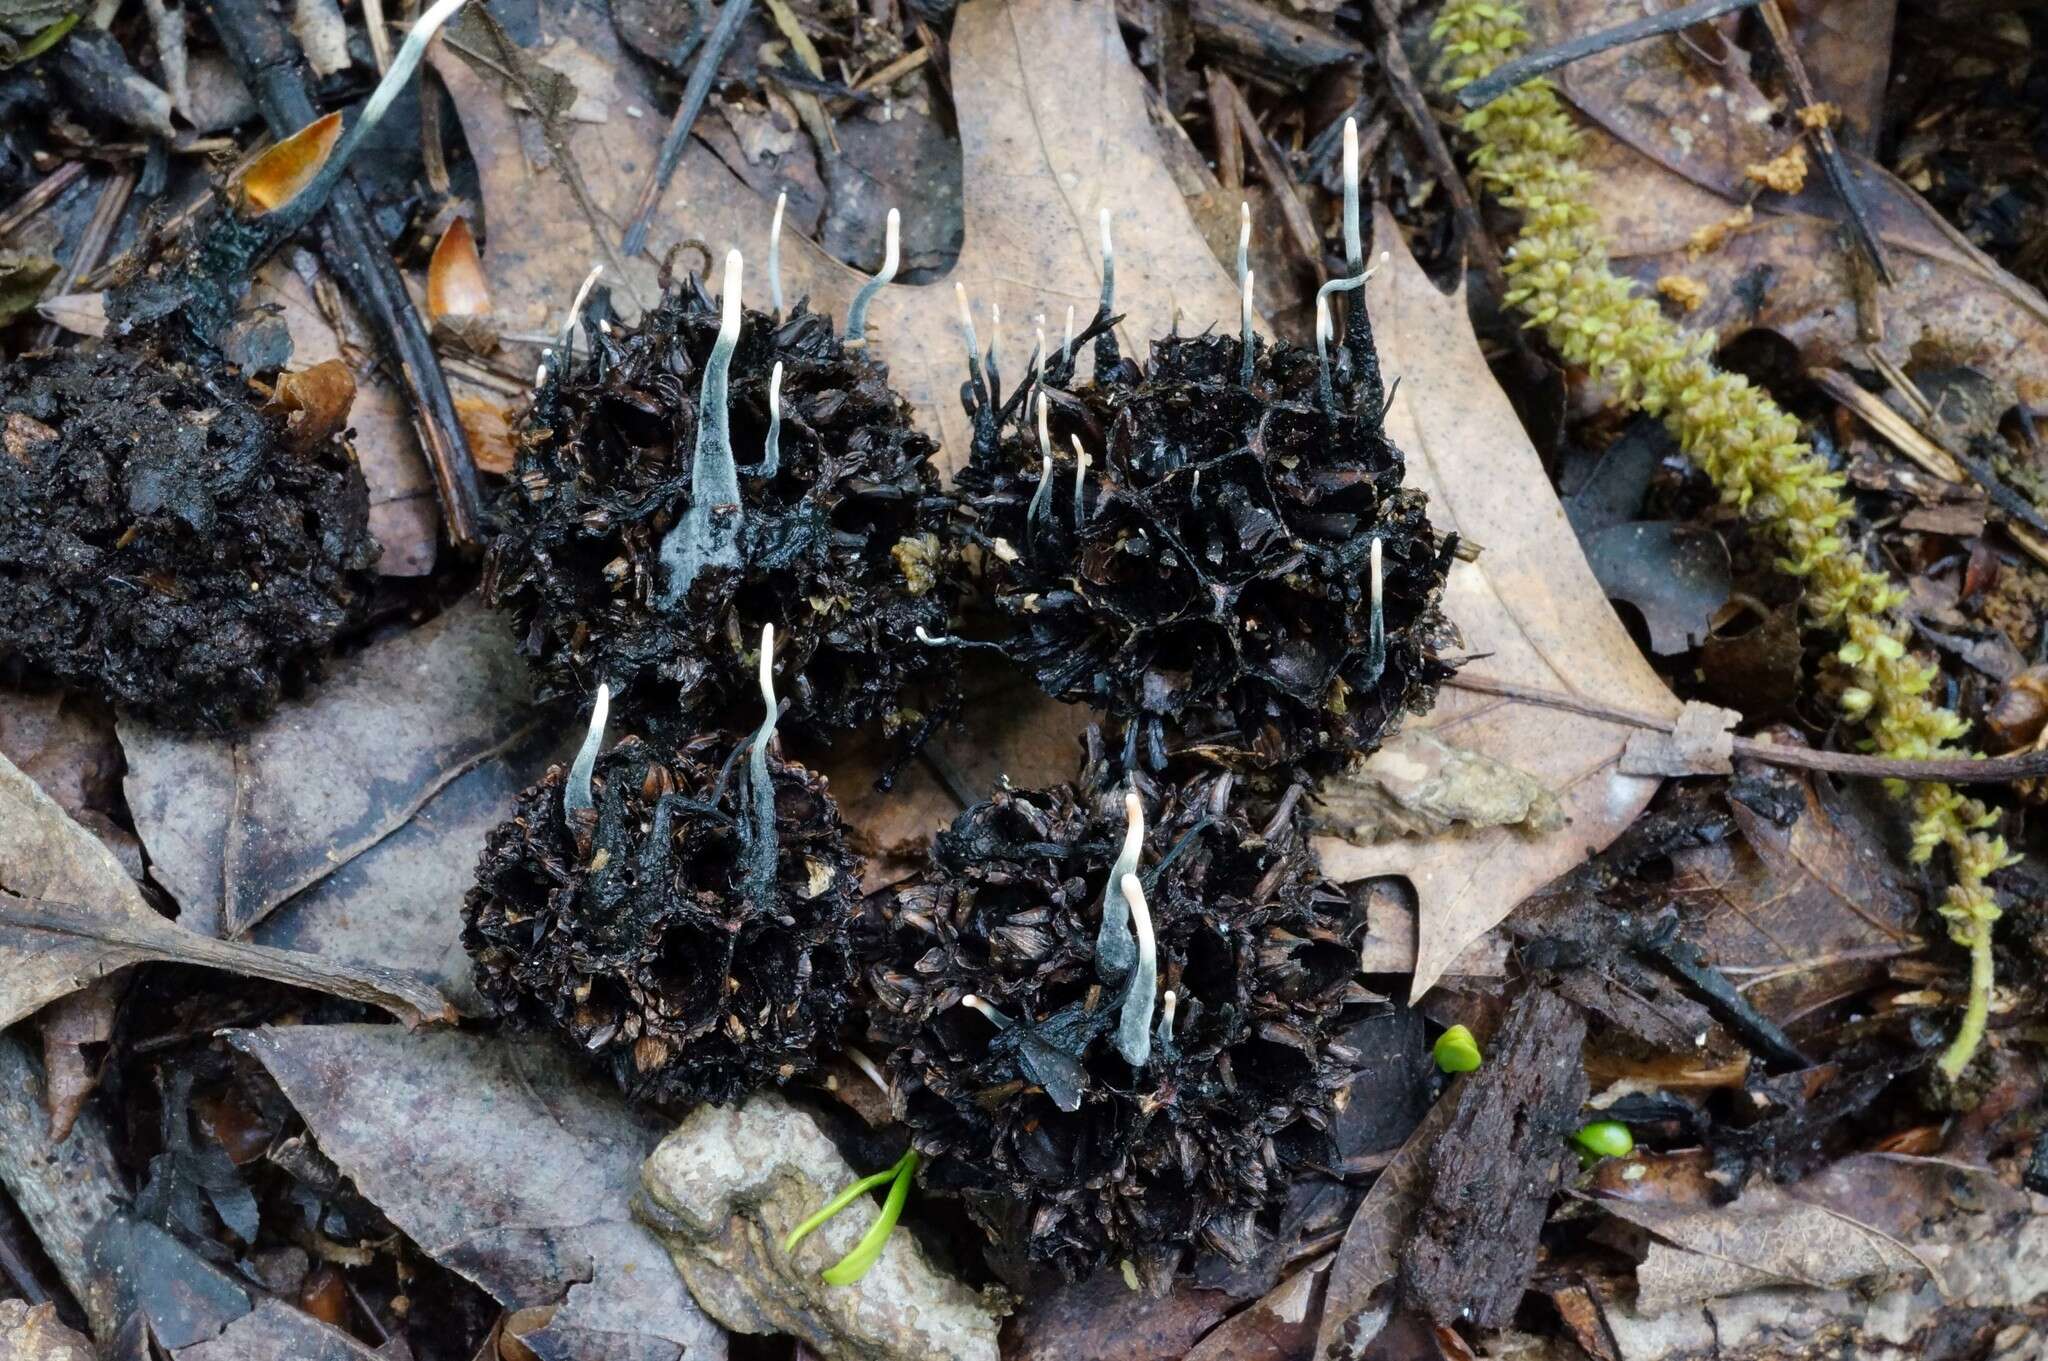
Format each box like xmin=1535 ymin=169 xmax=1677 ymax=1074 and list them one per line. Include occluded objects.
xmin=1207 ymin=66 xmax=1243 ymax=192
xmin=1453 ymin=0 xmax=1765 ymax=109
xmin=1754 ymin=0 xmax=1894 ymax=285
xmin=1214 ymin=70 xmax=1321 ymax=268
xmin=0 ymin=161 xmax=86 ymax=239
xmin=622 ymin=0 xmax=756 ymax=257
xmin=1368 ymin=0 xmax=1506 ymax=291
xmin=33 ymin=166 xmax=137 ymax=349
xmin=203 ymin=0 xmax=487 ymax=551
xmin=1448 ymin=673 xmax=2048 ymax=783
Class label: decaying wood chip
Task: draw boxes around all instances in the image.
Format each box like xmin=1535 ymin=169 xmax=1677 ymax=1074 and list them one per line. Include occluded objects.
xmin=1401 ymin=987 xmax=1588 ymax=1329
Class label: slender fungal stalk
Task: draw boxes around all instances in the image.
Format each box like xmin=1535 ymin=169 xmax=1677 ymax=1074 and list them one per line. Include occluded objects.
xmin=1097 ymin=208 xmax=1116 ymax=321
xmin=658 ymin=249 xmax=746 ymax=604
xmin=1236 ymin=200 xmax=1251 ymax=293
xmin=761 ymin=360 xmax=783 ymax=480
xmin=1114 ymin=872 xmax=1157 ymax=1067
xmin=1364 ymin=537 xmax=1386 ymax=684
xmin=292 ymin=0 xmax=470 ymax=220
xmin=845 ymin=207 xmax=899 ymax=345
xmin=1070 ymin=435 xmax=1090 ymax=531
xmin=1026 ymin=391 xmax=1054 ymax=544
xmin=550 ymin=263 xmax=603 ymax=379
xmin=1154 ymin=987 xmax=1178 ymax=1055
xmin=1096 ymin=788 xmax=1143 ymax=979
xmin=768 ymin=188 xmax=787 ymax=315
xmin=1342 ymin=116 xmax=1362 ymax=271
xmin=564 ymin=682 xmax=610 ymax=821
xmin=1314 ymin=293 xmax=1336 ymax=413
xmin=1239 ymin=267 xmax=1257 ymax=386
xmin=1061 ymin=304 xmax=1075 ymax=369
xmin=744 ymin=623 xmax=781 ymax=902
xmin=960 ymin=993 xmax=1016 ymax=1030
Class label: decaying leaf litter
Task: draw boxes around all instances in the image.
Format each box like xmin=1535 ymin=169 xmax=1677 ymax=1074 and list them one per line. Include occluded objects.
xmin=2 ymin=0 xmax=2047 ymax=1355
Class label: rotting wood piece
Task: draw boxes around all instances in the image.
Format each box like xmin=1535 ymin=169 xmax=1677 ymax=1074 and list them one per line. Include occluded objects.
xmin=1401 ymin=986 xmax=1587 ymax=1329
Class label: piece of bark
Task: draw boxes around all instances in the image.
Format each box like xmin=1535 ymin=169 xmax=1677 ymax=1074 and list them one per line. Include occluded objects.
xmin=1400 ymin=987 xmax=1588 ymax=1329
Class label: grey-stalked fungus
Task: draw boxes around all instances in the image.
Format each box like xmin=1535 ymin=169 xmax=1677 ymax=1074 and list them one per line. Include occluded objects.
xmin=866 ymin=743 xmax=1372 ymax=1281
xmin=950 ymin=116 xmax=1456 ymax=773
xmin=483 ymin=213 xmax=961 ymax=760
xmin=462 ymin=644 xmax=862 ymax=1108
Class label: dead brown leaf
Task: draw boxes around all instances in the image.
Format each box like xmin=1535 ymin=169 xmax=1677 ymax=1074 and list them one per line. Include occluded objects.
xmin=269 ymin=357 xmax=356 ymax=453
xmin=0 ymin=1300 xmax=94 ymax=1361
xmin=1534 ymin=0 xmax=2048 ymax=400
xmin=1669 ymin=761 xmax=1920 ymax=1025
xmin=1315 ymin=209 xmax=1680 ymax=1000
xmin=1183 ymin=1257 xmax=1329 ymax=1361
xmin=1314 ymin=1075 xmax=1461 ymax=1360
xmin=1595 ymin=1182 xmax=1930 ymax=1315
xmin=0 ymin=747 xmax=162 ymax=1029
xmin=175 ymin=1299 xmax=385 ymax=1361
xmin=427 ymin=216 xmax=492 ymax=321
xmin=39 ymin=977 xmax=118 ymax=1140
xmin=227 ymin=1025 xmax=726 ymax=1361
xmin=121 ymin=595 xmax=536 ymax=939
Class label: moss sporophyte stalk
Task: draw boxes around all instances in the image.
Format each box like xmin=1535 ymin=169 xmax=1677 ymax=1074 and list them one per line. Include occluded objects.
xmin=1432 ymin=0 xmax=2017 ymax=1078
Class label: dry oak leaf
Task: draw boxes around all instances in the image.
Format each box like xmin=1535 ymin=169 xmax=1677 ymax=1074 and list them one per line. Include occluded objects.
xmin=1314 ymin=209 xmax=1680 ymax=1000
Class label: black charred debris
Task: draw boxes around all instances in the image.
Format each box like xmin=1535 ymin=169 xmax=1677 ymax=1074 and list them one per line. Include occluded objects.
xmin=463 ymin=719 xmax=864 ymax=1108
xmin=483 ymin=273 xmax=962 ymax=753
xmin=462 ymin=181 xmax=1467 ymax=1286
xmin=0 ymin=344 xmax=379 ymax=731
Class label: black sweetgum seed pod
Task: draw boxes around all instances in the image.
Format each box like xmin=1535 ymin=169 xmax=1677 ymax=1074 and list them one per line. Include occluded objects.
xmin=463 ymin=721 xmax=863 ymax=1108
xmin=484 ymin=265 xmax=960 ymax=749
xmin=0 ymin=343 xmax=379 ymax=731
xmin=953 ymin=287 xmax=1455 ymax=774
xmin=866 ymin=746 xmax=1371 ymax=1280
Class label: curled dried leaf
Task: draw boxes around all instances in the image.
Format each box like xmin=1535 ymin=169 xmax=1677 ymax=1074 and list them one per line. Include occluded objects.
xmin=427 ymin=216 xmax=492 ymax=321
xmin=270 ymin=358 xmax=358 ymax=452
xmin=238 ymin=111 xmax=343 ymax=216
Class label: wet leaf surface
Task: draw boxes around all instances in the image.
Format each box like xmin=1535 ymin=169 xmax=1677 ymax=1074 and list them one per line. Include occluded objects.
xmin=1314 ymin=209 xmax=1680 ymax=999
xmin=121 ymin=595 xmax=536 ymax=939
xmin=228 ymin=1024 xmax=728 ymax=1361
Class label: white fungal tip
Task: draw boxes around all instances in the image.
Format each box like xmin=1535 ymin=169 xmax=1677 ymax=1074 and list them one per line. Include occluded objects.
xmin=564 ymin=681 xmax=610 ymax=819
xmin=1344 ymin=117 xmax=1359 ymax=186
xmin=1239 ymin=200 xmax=1250 ymax=233
xmin=1315 ymin=292 xmax=1332 ymax=347
xmin=955 ymin=282 xmax=979 ymax=357
xmin=1370 ymin=536 xmax=1383 ymax=603
xmin=759 ymin=622 xmax=776 ymax=709
xmin=989 ymin=302 xmax=1001 ymax=365
xmin=1162 ymin=989 xmax=1178 ymax=1027
xmin=1123 ymin=788 xmax=1143 ymax=847
xmin=1099 ymin=208 xmax=1114 ymax=262
xmin=718 ymin=249 xmax=743 ymax=341
xmin=881 ymin=207 xmax=901 ymax=274
xmin=769 ymin=360 xmax=783 ymax=415
xmin=1063 ymin=304 xmax=1075 ymax=346
xmin=768 ymin=189 xmax=787 ymax=311
xmin=1036 ymin=390 xmax=1051 ymax=460
xmin=1242 ymin=269 xmax=1254 ymax=319
xmin=560 ymin=262 xmax=604 ymax=350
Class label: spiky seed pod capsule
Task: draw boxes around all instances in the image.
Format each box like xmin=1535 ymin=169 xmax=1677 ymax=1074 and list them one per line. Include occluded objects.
xmin=462 ymin=720 xmax=863 ymax=1108
xmin=953 ymin=323 xmax=1457 ymax=771
xmin=0 ymin=344 xmax=379 ymax=731
xmin=484 ymin=248 xmax=960 ymax=748
xmin=867 ymin=755 xmax=1373 ymax=1280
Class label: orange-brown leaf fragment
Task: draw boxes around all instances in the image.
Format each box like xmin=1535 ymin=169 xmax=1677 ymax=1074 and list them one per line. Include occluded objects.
xmin=239 ymin=111 xmax=342 ymax=215
xmin=453 ymin=393 xmax=514 ymax=474
xmin=271 ymin=359 xmax=358 ymax=452
xmin=427 ymin=217 xmax=493 ymax=320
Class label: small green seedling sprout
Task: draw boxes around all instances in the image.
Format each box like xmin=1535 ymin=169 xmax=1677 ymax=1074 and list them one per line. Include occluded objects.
xmin=1096 ymin=788 xmax=1144 ymax=979
xmin=1434 ymin=1024 xmax=1482 ymax=1073
xmin=767 ymin=188 xmax=787 ymax=316
xmin=658 ymin=248 xmax=746 ymax=605
xmin=844 ymin=207 xmax=899 ymax=346
xmin=783 ymin=1148 xmax=920 ymax=1287
xmin=563 ymin=682 xmax=610 ymax=822
xmin=1573 ymin=1120 xmax=1633 ymax=1160
xmin=1113 ymin=872 xmax=1158 ymax=1067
